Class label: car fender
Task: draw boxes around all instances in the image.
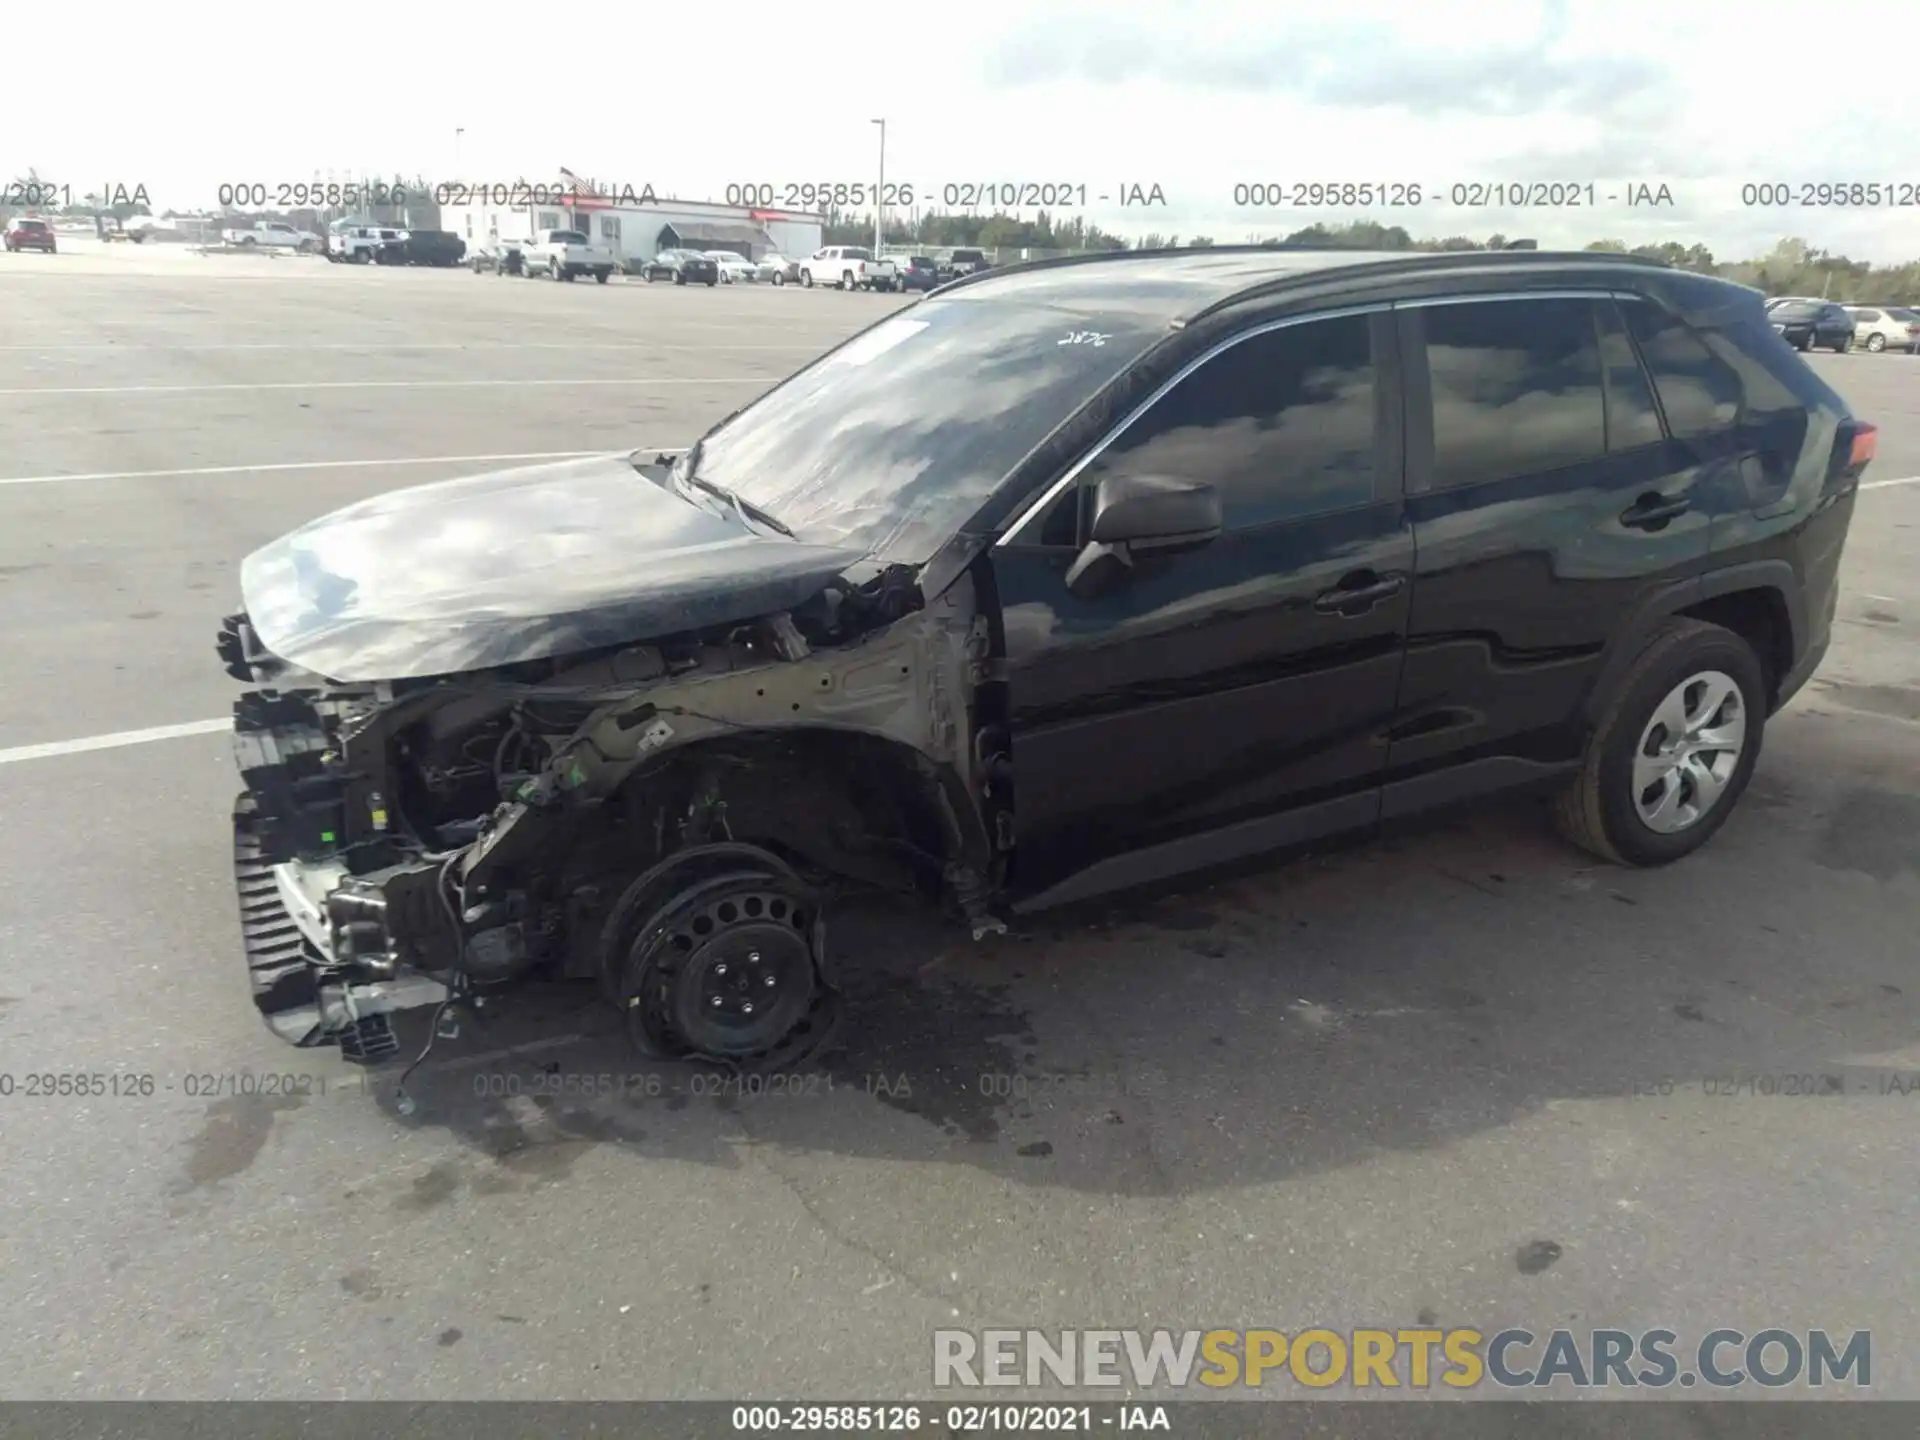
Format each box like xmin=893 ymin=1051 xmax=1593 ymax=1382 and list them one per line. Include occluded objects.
xmin=1579 ymin=561 xmax=1803 ymax=724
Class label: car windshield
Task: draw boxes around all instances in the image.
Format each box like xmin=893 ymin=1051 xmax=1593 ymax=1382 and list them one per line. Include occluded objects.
xmin=1773 ymin=302 xmax=1819 ymax=318
xmin=1889 ymin=308 xmax=1920 ymax=321
xmin=19 ymin=220 xmax=49 ymax=232
xmin=551 ymin=231 xmax=588 ymax=243
xmin=684 ymin=296 xmax=1167 ymax=563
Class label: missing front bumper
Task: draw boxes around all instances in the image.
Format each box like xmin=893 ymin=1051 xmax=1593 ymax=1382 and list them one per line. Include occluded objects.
xmin=232 ymin=793 xmax=447 ymax=1062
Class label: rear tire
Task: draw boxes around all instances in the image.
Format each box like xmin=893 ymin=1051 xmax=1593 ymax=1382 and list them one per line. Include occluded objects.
xmin=800 ymin=269 xmax=813 ymax=288
xmin=1832 ymin=333 xmax=1850 ymax=353
xmin=1552 ymin=618 xmax=1766 ymax=867
xmin=772 ymin=271 xmax=785 ymax=286
xmin=841 ymin=270 xmax=857 ymax=290
xmin=1866 ymin=333 xmax=1887 ymax=352
xmin=595 ymin=268 xmax=610 ymax=283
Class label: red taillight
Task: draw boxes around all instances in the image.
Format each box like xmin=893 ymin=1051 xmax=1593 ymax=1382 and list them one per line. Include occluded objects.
xmin=1849 ymin=423 xmax=1877 ymax=468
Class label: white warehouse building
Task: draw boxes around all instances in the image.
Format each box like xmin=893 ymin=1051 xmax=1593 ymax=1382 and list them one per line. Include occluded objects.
xmin=438 ymin=181 xmax=826 ymax=269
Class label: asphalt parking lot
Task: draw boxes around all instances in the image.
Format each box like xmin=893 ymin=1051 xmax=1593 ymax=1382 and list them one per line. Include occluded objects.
xmin=2 ymin=243 xmax=1917 ymax=1406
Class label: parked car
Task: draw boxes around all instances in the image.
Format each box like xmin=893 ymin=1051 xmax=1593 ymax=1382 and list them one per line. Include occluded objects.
xmin=470 ymin=242 xmax=525 ymax=276
xmin=641 ymin=249 xmax=720 ymax=285
xmin=756 ymin=252 xmax=799 ymax=285
xmin=799 ymin=245 xmax=897 ymax=291
xmin=1767 ymin=298 xmax=1853 ymax=352
xmin=402 ymin=230 xmax=468 ymax=267
xmin=706 ymin=251 xmax=756 ymax=284
xmin=939 ymin=248 xmax=991 ymax=280
xmin=1846 ymin=305 xmax=1920 ymax=353
xmin=223 ymin=220 xmax=321 ymax=251
xmin=326 ymin=224 xmax=406 ymax=265
xmin=894 ymin=254 xmax=941 ymax=292
xmin=215 ymin=246 xmax=1872 ymax=1070
xmin=3 ymin=217 xmax=56 ymax=252
xmin=523 ymin=229 xmax=617 ymax=283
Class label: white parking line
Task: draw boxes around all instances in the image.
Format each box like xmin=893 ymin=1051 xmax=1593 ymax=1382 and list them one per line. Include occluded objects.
xmin=0 ymin=377 xmax=770 ymax=397
xmin=0 ymin=719 xmax=230 ymax=766
xmin=0 ymin=342 xmax=825 ymax=352
xmin=1861 ymin=474 xmax=1919 ymax=491
xmin=0 ymin=449 xmax=637 ymax=487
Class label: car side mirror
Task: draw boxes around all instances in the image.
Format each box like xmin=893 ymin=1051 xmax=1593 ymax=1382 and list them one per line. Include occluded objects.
xmin=1063 ymin=474 xmax=1222 ymax=599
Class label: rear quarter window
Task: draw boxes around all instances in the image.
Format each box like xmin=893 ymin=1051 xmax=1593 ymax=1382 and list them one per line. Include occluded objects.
xmin=1620 ymin=301 xmax=1743 ymax=439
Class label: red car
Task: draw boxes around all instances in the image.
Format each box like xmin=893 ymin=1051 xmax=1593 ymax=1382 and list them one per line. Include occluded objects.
xmin=4 ymin=218 xmax=57 ymax=253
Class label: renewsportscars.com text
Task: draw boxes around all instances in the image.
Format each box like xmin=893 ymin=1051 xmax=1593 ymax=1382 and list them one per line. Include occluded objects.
xmin=933 ymin=1327 xmax=1871 ymax=1390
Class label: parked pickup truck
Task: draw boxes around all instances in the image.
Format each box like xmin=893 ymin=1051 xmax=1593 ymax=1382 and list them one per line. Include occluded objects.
xmin=326 ymin=223 xmax=407 ymax=264
xmin=522 ymin=229 xmax=616 ymax=283
xmin=799 ymin=246 xmax=898 ymax=291
xmin=222 ymin=220 xmax=321 ymax=251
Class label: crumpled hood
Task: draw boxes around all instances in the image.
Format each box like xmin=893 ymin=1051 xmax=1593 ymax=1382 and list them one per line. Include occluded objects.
xmin=240 ymin=453 xmax=867 ymax=682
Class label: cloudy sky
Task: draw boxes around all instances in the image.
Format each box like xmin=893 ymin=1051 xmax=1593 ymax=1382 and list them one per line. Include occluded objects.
xmin=15 ymin=0 xmax=1918 ymax=261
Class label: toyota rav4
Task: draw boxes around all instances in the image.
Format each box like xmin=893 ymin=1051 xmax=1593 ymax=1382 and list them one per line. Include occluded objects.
xmin=218 ymin=246 xmax=1873 ymax=1071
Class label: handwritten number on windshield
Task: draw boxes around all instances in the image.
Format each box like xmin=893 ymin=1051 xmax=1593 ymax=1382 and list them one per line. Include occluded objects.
xmin=1059 ymin=331 xmax=1111 ymax=347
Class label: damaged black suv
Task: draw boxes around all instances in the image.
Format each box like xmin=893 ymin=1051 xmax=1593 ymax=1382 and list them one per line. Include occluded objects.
xmin=219 ymin=246 xmax=1873 ymax=1069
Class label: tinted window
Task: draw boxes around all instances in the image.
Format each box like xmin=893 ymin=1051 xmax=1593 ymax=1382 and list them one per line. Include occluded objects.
xmin=693 ymin=299 xmax=1167 ymax=563
xmin=1773 ymin=302 xmax=1819 ymax=319
xmin=552 ymin=231 xmax=588 ymax=244
xmin=1848 ymin=309 xmax=1878 ymax=322
xmin=1075 ymin=315 xmax=1378 ymax=529
xmin=1423 ymin=298 xmax=1605 ymax=489
xmin=1598 ymin=302 xmax=1664 ymax=451
xmin=1621 ymin=301 xmax=1743 ymax=439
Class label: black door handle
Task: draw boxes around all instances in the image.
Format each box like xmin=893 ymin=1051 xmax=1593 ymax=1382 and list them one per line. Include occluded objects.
xmin=1621 ymin=493 xmax=1690 ymax=530
xmin=1313 ymin=572 xmax=1406 ymax=615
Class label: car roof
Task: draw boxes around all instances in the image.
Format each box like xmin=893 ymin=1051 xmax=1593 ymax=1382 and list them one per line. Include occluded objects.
xmin=930 ymin=244 xmax=1679 ymax=324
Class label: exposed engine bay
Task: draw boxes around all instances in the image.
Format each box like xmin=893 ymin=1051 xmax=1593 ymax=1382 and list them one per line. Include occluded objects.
xmin=220 ymin=558 xmax=1014 ymax=1071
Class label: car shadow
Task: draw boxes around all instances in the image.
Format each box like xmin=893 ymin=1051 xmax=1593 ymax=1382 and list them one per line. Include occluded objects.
xmin=364 ymin=702 xmax=1920 ymax=1201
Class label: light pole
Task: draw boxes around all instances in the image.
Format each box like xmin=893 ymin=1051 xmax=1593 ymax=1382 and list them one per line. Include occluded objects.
xmin=871 ymin=118 xmax=885 ymax=254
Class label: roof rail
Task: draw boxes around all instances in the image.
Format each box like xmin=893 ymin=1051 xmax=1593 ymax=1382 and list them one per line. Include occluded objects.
xmin=1179 ymin=248 xmax=1677 ymax=326
xmin=927 ymin=241 xmax=1672 ymax=298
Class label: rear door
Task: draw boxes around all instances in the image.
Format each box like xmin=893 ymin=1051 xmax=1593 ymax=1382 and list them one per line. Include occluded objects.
xmin=993 ymin=307 xmax=1413 ymax=904
xmin=1384 ymin=292 xmax=1717 ymax=809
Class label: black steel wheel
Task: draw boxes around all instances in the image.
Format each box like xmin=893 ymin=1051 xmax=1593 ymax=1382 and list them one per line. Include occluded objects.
xmin=599 ymin=844 xmax=842 ymax=1069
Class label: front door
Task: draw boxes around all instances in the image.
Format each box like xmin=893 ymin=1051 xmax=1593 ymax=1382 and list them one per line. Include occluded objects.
xmin=992 ymin=308 xmax=1413 ymax=906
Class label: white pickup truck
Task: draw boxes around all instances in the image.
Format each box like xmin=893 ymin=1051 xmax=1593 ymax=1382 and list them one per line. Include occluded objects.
xmin=798 ymin=245 xmax=898 ymax=292
xmin=521 ymin=228 xmax=617 ymax=283
xmin=221 ymin=220 xmax=321 ymax=251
